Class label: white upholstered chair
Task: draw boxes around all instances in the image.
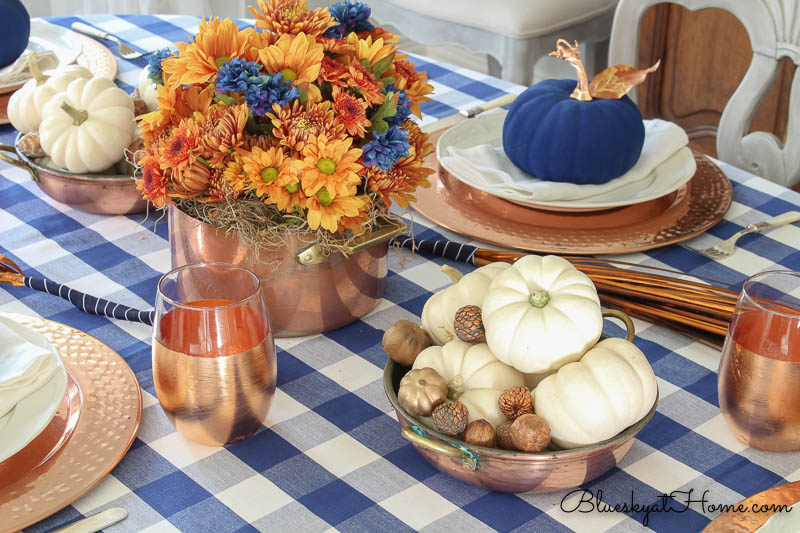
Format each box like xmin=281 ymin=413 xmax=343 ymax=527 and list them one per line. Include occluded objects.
xmin=367 ymin=0 xmax=619 ymax=86
xmin=609 ymin=0 xmax=800 ymax=188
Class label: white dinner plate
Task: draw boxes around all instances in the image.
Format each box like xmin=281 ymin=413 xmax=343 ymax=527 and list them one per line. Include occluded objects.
xmin=436 ymin=111 xmax=696 ymax=212
xmin=0 ymin=348 xmax=68 ymax=464
xmin=0 ymin=19 xmax=82 ymax=93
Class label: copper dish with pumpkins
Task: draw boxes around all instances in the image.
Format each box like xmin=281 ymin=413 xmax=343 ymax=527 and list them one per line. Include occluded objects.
xmin=382 ymin=312 xmax=658 ymax=494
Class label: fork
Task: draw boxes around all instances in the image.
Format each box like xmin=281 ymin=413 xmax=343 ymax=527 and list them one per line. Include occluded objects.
xmin=685 ymin=211 xmax=800 ymax=259
xmin=70 ymin=22 xmax=149 ymax=60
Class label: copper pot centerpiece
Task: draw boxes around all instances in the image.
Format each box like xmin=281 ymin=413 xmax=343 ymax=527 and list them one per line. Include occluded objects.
xmin=0 ymin=134 xmax=147 ymax=215
xmin=383 ymin=310 xmax=658 ymax=494
xmin=168 ymin=205 xmax=406 ymax=338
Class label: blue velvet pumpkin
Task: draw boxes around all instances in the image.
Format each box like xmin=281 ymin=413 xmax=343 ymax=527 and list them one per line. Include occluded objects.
xmin=502 ymin=78 xmax=645 ymax=184
xmin=0 ymin=0 xmax=30 ymax=68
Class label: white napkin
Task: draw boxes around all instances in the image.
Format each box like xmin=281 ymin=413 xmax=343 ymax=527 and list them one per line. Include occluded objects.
xmin=0 ymin=50 xmax=58 ymax=88
xmin=440 ymin=118 xmax=695 ymax=203
xmin=0 ymin=315 xmax=62 ymax=418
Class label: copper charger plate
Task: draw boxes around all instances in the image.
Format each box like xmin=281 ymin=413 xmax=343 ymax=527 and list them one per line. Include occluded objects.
xmin=0 ymin=33 xmax=117 ymax=125
xmin=0 ymin=312 xmax=141 ymax=533
xmin=414 ymin=130 xmax=732 ymax=255
xmin=703 ymin=480 xmax=800 ymax=532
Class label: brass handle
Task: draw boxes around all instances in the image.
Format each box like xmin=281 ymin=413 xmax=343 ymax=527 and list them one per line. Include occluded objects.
xmin=401 ymin=426 xmax=477 ymax=471
xmin=602 ymin=309 xmax=635 ymax=342
xmin=295 ymin=220 xmax=407 ymax=266
xmin=0 ymin=143 xmax=38 ymax=182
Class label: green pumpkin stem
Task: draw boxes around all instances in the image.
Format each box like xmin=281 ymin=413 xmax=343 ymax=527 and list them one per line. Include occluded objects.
xmin=60 ymin=102 xmax=88 ymax=126
xmin=549 ymin=39 xmax=592 ymax=102
xmin=27 ymin=52 xmax=48 ymax=86
xmin=529 ymin=289 xmax=550 ymax=308
xmin=440 ymin=264 xmax=463 ymax=284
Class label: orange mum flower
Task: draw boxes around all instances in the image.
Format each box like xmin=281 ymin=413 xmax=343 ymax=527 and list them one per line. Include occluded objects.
xmin=199 ymin=103 xmax=249 ymax=167
xmin=258 ymin=32 xmax=324 ymax=85
xmin=346 ymin=63 xmax=383 ymax=105
xmin=199 ymin=171 xmax=240 ymax=203
xmin=269 ymin=100 xmax=344 ymax=152
xmin=174 ymin=161 xmax=212 ymax=198
xmin=295 ymin=134 xmax=363 ymax=198
xmin=360 ymin=26 xmax=399 ymax=45
xmin=347 ymin=34 xmax=394 ymax=69
xmin=319 ymin=56 xmax=348 ymax=85
xmin=249 ymin=0 xmax=334 ymax=37
xmin=242 ymin=133 xmax=276 ymax=152
xmin=241 ymin=146 xmax=295 ymax=200
xmin=305 ymin=192 xmax=365 ymax=233
xmin=221 ymin=152 xmax=248 ymax=190
xmin=136 ymin=156 xmax=170 ymax=208
xmin=389 ymin=55 xmax=434 ymax=117
xmin=161 ymin=17 xmax=258 ymax=86
xmin=332 ymin=87 xmax=370 ymax=138
xmin=318 ymin=36 xmax=356 ymax=56
xmin=162 ymin=118 xmax=200 ymax=171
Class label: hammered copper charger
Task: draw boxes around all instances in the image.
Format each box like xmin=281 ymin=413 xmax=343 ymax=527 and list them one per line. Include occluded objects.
xmin=414 ymin=130 xmax=732 ymax=255
xmin=703 ymin=480 xmax=800 ymax=532
xmin=0 ymin=312 xmax=141 ymax=533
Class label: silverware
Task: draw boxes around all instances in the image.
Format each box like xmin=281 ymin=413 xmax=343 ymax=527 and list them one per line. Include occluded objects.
xmin=52 ymin=508 xmax=128 ymax=533
xmin=70 ymin=22 xmax=148 ymax=60
xmin=459 ymin=93 xmax=517 ymax=118
xmin=685 ymin=211 xmax=800 ymax=259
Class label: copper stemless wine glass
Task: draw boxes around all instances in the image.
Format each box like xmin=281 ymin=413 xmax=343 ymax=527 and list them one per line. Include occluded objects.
xmin=152 ymin=262 xmax=277 ymax=446
xmin=718 ymin=270 xmax=800 ymax=452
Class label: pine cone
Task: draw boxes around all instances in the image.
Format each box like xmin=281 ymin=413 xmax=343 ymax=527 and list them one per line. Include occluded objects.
xmin=498 ymin=386 xmax=533 ymax=420
xmin=453 ymin=305 xmax=485 ymax=343
xmin=432 ymin=401 xmax=469 ymax=436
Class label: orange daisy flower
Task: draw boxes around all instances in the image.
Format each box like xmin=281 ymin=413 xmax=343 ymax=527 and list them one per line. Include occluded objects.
xmin=336 ymin=196 xmax=372 ymax=234
xmin=346 ymin=63 xmax=383 ymax=105
xmin=162 ymin=118 xmax=200 ymax=171
xmin=199 ymin=103 xmax=249 ymax=167
xmin=268 ymin=100 xmax=344 ymax=152
xmin=359 ymin=26 xmax=399 ymax=45
xmin=258 ymin=32 xmax=323 ymax=85
xmin=346 ymin=33 xmax=394 ymax=70
xmin=388 ymin=55 xmax=434 ymax=117
xmin=317 ymin=36 xmax=356 ymax=56
xmin=305 ymin=191 xmax=365 ymax=233
xmin=270 ymin=173 xmax=307 ymax=212
xmin=221 ymin=152 xmax=248 ymax=191
xmin=331 ymin=87 xmax=370 ymax=138
xmin=319 ymin=56 xmax=348 ymax=85
xmin=295 ymin=134 xmax=363 ymax=198
xmin=241 ymin=146 xmax=295 ymax=200
xmin=136 ymin=156 xmax=170 ymax=208
xmin=249 ymin=0 xmax=334 ymax=37
xmin=161 ymin=17 xmax=258 ymax=86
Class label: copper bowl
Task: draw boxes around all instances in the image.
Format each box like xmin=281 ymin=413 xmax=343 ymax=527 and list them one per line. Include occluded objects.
xmin=0 ymin=134 xmax=147 ymax=215
xmin=383 ymin=313 xmax=658 ymax=494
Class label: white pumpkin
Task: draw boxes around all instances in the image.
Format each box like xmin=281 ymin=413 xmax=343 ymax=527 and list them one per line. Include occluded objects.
xmin=413 ymin=339 xmax=525 ymax=428
xmin=482 ymin=254 xmax=602 ymax=373
xmin=535 ymin=337 xmax=657 ymax=448
xmin=421 ymin=262 xmax=511 ymax=345
xmin=39 ymin=77 xmax=135 ymax=173
xmin=137 ymin=66 xmax=159 ymax=112
xmin=7 ymin=64 xmax=92 ymax=134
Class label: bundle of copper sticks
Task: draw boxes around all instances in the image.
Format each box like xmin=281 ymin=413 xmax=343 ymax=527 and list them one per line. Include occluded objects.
xmin=471 ymin=249 xmax=740 ymax=347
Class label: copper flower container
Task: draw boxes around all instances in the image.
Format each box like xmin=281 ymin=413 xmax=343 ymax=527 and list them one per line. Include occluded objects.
xmin=383 ymin=311 xmax=658 ymax=494
xmin=168 ymin=205 xmax=407 ymax=337
xmin=0 ymin=134 xmax=147 ymax=215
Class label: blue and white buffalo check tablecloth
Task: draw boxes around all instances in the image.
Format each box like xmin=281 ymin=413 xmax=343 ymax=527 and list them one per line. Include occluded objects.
xmin=1 ymin=14 xmax=800 ymax=533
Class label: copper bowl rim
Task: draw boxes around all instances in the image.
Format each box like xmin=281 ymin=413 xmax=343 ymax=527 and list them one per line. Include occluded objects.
xmin=383 ymin=358 xmax=658 ymax=460
xmin=13 ymin=132 xmax=136 ymax=183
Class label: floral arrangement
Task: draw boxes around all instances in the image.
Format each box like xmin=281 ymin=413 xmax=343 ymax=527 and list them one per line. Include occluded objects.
xmin=136 ymin=0 xmax=434 ymax=236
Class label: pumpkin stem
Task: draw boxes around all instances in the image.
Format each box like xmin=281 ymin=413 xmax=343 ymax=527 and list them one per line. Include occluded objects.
xmin=448 ymin=375 xmax=465 ymax=400
xmin=27 ymin=52 xmax=48 ymax=86
xmin=548 ymin=39 xmax=592 ymax=102
xmin=60 ymin=102 xmax=88 ymax=126
xmin=440 ymin=265 xmax=463 ymax=284
xmin=529 ymin=289 xmax=550 ymax=308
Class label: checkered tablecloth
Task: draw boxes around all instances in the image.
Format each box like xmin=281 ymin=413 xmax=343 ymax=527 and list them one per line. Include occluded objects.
xmin=2 ymin=14 xmax=800 ymax=533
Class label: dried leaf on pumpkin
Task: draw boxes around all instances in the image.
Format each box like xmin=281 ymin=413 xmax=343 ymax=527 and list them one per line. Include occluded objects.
xmin=589 ymin=60 xmax=661 ymax=99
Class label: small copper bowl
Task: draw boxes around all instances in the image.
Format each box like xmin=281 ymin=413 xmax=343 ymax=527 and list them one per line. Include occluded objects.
xmin=383 ymin=315 xmax=658 ymax=494
xmin=0 ymin=134 xmax=147 ymax=215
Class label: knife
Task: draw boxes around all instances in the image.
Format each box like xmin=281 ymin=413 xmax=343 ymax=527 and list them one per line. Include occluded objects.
xmin=52 ymin=508 xmax=128 ymax=533
xmin=421 ymin=92 xmax=518 ymax=134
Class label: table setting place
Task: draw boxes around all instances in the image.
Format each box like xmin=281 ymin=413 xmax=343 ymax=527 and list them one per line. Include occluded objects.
xmin=0 ymin=0 xmax=799 ymax=532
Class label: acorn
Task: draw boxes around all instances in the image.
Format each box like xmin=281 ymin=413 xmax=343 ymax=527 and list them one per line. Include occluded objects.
xmin=432 ymin=401 xmax=469 ymax=436
xmin=453 ymin=305 xmax=485 ymax=343
xmin=464 ymin=419 xmax=495 ymax=448
xmin=382 ymin=320 xmax=432 ymax=366
xmin=510 ymin=413 xmax=551 ymax=452
xmin=495 ymin=420 xmax=517 ymax=450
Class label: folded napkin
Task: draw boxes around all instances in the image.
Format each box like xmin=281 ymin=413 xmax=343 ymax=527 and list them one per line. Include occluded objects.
xmin=0 ymin=50 xmax=58 ymax=88
xmin=440 ymin=116 xmax=696 ymax=204
xmin=0 ymin=315 xmax=62 ymax=418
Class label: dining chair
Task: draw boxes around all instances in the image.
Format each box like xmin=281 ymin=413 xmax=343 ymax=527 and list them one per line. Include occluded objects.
xmin=367 ymin=0 xmax=619 ymax=86
xmin=608 ymin=0 xmax=800 ymax=188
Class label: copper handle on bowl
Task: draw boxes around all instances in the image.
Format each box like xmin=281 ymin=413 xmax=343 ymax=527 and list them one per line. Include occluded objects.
xmin=602 ymin=309 xmax=635 ymax=342
xmin=0 ymin=144 xmax=39 ymax=182
xmin=295 ymin=220 xmax=408 ymax=266
xmin=401 ymin=426 xmax=478 ymax=471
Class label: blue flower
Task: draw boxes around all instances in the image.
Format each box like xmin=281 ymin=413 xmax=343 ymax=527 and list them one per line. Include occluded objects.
xmin=147 ymin=48 xmax=174 ymax=85
xmin=245 ymin=72 xmax=300 ymax=116
xmin=383 ymin=84 xmax=411 ymax=126
xmin=324 ymin=1 xmax=374 ymax=39
xmin=361 ymin=126 xmax=410 ymax=170
xmin=215 ymin=58 xmax=264 ymax=94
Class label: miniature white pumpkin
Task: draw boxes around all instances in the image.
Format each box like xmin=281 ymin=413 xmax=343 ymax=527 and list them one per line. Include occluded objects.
xmin=7 ymin=64 xmax=92 ymax=134
xmin=137 ymin=66 xmax=159 ymax=112
xmin=413 ymin=339 xmax=525 ymax=428
xmin=482 ymin=254 xmax=602 ymax=373
xmin=535 ymin=337 xmax=657 ymax=448
xmin=421 ymin=262 xmax=511 ymax=345
xmin=39 ymin=77 xmax=135 ymax=173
